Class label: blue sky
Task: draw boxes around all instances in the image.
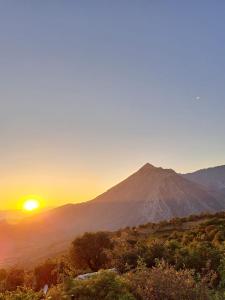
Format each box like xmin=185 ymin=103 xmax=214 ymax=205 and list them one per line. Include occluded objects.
xmin=0 ymin=1 xmax=225 ymax=207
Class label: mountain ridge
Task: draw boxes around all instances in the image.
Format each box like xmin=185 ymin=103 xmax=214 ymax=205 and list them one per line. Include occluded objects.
xmin=1 ymin=162 xmax=225 ymax=267
xmin=183 ymin=164 xmax=225 ymax=194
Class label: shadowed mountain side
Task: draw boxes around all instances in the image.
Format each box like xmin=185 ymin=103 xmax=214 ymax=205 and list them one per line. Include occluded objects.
xmin=183 ymin=165 xmax=225 ymax=196
xmin=0 ymin=163 xmax=225 ymax=267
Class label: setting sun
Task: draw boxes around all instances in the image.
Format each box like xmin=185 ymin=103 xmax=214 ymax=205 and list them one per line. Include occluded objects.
xmin=23 ymin=199 xmax=40 ymax=212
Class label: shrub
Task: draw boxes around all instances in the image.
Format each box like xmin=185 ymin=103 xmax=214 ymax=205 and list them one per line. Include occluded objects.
xmin=114 ymin=239 xmax=167 ymax=273
xmin=178 ymin=242 xmax=221 ymax=273
xmin=0 ymin=288 xmax=42 ymax=300
xmin=126 ymin=261 xmax=209 ymax=300
xmin=63 ymin=270 xmax=135 ymax=300
xmin=46 ymin=284 xmax=63 ymax=300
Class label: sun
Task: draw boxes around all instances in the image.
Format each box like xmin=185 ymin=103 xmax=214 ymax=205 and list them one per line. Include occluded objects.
xmin=23 ymin=199 xmax=40 ymax=212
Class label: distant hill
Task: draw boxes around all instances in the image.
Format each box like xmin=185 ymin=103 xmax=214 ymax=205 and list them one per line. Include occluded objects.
xmin=115 ymin=210 xmax=225 ymax=247
xmin=0 ymin=210 xmax=23 ymax=222
xmin=183 ymin=165 xmax=225 ymax=195
xmin=1 ymin=163 xmax=225 ymax=267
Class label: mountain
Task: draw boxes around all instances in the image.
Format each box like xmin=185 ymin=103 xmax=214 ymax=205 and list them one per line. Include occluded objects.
xmin=91 ymin=163 xmax=225 ymax=222
xmin=1 ymin=163 xmax=225 ymax=267
xmin=30 ymin=163 xmax=224 ymax=230
xmin=0 ymin=210 xmax=26 ymax=223
xmin=183 ymin=165 xmax=225 ymax=195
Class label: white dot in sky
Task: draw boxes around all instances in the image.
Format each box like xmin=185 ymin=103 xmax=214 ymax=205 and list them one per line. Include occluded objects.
xmin=196 ymin=96 xmax=200 ymax=100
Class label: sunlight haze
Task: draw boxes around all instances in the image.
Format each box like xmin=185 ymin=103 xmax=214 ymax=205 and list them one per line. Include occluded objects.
xmin=1 ymin=1 xmax=225 ymax=209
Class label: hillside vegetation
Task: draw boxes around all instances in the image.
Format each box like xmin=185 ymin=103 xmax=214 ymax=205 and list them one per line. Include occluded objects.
xmin=1 ymin=211 xmax=225 ymax=299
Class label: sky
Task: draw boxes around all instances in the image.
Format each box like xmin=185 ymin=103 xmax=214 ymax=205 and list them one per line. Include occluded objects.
xmin=1 ymin=1 xmax=225 ymax=209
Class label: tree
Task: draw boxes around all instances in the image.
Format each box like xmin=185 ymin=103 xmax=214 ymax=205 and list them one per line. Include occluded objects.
xmin=70 ymin=232 xmax=113 ymax=272
xmin=114 ymin=239 xmax=167 ymax=273
xmin=5 ymin=268 xmax=24 ymax=291
xmin=34 ymin=260 xmax=58 ymax=291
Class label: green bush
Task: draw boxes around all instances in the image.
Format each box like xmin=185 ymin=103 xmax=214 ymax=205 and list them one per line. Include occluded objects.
xmin=63 ymin=270 xmax=135 ymax=300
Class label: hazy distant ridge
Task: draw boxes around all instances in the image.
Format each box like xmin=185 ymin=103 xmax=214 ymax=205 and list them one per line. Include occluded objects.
xmin=183 ymin=165 xmax=225 ymax=194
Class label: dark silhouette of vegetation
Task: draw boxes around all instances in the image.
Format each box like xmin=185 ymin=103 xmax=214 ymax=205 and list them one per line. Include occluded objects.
xmin=34 ymin=259 xmax=58 ymax=290
xmin=70 ymin=231 xmax=114 ymax=272
xmin=5 ymin=268 xmax=24 ymax=291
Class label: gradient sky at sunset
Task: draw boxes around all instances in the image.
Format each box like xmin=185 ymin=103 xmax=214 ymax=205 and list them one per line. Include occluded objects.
xmin=1 ymin=1 xmax=225 ymax=209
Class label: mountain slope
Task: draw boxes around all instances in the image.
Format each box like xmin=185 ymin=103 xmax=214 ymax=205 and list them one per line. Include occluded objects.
xmin=1 ymin=163 xmax=225 ymax=267
xmin=183 ymin=165 xmax=225 ymax=195
xmin=92 ymin=163 xmax=224 ymax=222
xmin=34 ymin=163 xmax=224 ymax=229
